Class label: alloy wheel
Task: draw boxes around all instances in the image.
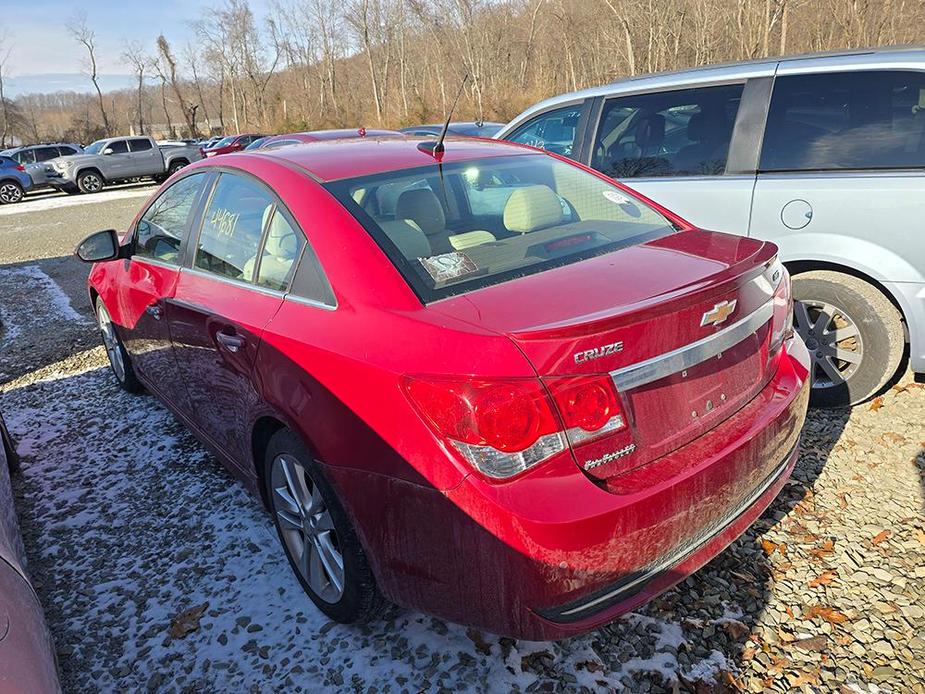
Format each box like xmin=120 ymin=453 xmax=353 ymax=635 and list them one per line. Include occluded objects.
xmin=0 ymin=182 xmax=23 ymax=204
xmin=270 ymin=454 xmax=345 ymax=603
xmin=794 ymin=299 xmax=863 ymax=389
xmin=81 ymin=174 xmax=102 ymax=193
xmin=96 ymin=303 xmax=126 ymax=383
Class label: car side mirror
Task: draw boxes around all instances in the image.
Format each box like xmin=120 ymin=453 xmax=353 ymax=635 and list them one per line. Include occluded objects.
xmin=102 ymin=148 xmax=114 ymax=155
xmin=75 ymin=229 xmax=121 ymax=262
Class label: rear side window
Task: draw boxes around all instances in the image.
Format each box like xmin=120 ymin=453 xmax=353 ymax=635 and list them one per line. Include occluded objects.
xmin=255 ymin=211 xmax=305 ymax=291
xmin=326 ymin=154 xmax=675 ymax=302
xmin=13 ymin=150 xmax=35 ymax=164
xmin=194 ymin=173 xmax=274 ymax=283
xmin=590 ymin=84 xmax=744 ymax=178
xmin=505 ymin=105 xmax=584 ymax=159
xmin=136 ymin=173 xmax=205 ymax=264
xmin=761 ymin=70 xmax=925 ymax=171
xmin=129 ymin=138 xmax=153 ymax=152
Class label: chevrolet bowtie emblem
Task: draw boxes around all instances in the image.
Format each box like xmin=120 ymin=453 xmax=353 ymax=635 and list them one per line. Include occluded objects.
xmin=701 ymin=300 xmax=737 ymax=327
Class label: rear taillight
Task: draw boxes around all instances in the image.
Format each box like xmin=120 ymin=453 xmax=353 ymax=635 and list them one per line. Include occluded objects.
xmin=769 ymin=259 xmax=793 ymax=353
xmin=403 ymin=374 xmax=627 ymax=480
xmin=15 ymin=164 xmax=25 ymax=172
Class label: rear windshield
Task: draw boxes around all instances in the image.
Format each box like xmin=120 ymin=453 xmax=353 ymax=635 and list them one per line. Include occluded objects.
xmin=325 ymin=154 xmax=676 ymax=301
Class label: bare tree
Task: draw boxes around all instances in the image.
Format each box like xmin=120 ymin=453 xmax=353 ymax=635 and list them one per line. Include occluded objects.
xmin=157 ymin=35 xmax=198 ymax=137
xmin=122 ymin=41 xmax=148 ymax=135
xmin=67 ymin=11 xmax=112 ymax=136
xmin=0 ymin=30 xmax=11 ymax=147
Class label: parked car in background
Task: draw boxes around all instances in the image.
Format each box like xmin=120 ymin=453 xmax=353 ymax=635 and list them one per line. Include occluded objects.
xmin=1 ymin=144 xmax=82 ymax=192
xmin=253 ymin=129 xmax=402 ymax=149
xmin=76 ymin=136 xmax=808 ymax=640
xmin=202 ymin=134 xmax=265 ymax=157
xmin=44 ymin=136 xmax=202 ymax=195
xmin=0 ymin=156 xmax=34 ymax=204
xmin=400 ymin=121 xmax=505 ymax=138
xmin=244 ymin=136 xmax=272 ymax=151
xmin=0 ymin=412 xmax=60 ymax=692
xmin=497 ymin=45 xmax=925 ymax=407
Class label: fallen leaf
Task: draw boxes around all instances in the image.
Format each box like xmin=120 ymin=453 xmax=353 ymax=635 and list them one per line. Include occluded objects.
xmin=168 ymin=602 xmax=209 ymax=640
xmin=466 ymin=628 xmax=492 ymax=656
xmin=577 ymin=660 xmax=603 ymax=673
xmin=891 ymin=384 xmax=908 ymax=394
xmin=777 ymin=628 xmax=795 ymax=643
xmin=879 ymin=432 xmax=906 ymax=445
xmin=869 ymin=396 xmax=884 ymax=411
xmin=768 ymin=655 xmax=790 ymax=675
xmin=786 ymin=669 xmax=820 ymax=687
xmin=793 ymin=635 xmax=828 ymax=652
xmin=808 ymin=570 xmax=838 ymax=588
xmin=741 ymin=647 xmax=757 ymax=661
xmin=722 ymin=619 xmax=750 ymax=640
xmin=871 ymin=530 xmax=891 ymax=545
xmin=810 ymin=539 xmax=835 ymax=559
xmin=805 ymin=605 xmax=849 ymax=625
xmin=761 ymin=539 xmax=778 ymax=555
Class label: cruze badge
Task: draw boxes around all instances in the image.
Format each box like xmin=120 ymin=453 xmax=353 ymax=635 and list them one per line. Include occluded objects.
xmin=573 ymin=340 xmax=624 ymax=364
xmin=583 ymin=443 xmax=637 ymax=470
xmin=700 ymin=300 xmax=737 ymax=328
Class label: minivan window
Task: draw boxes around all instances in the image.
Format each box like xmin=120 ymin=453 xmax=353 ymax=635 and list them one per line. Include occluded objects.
xmin=194 ymin=173 xmax=275 ymax=282
xmin=591 ymin=84 xmax=744 ymax=178
xmin=506 ymin=105 xmax=584 ymax=159
xmin=135 ymin=173 xmax=205 ymax=264
xmin=326 ymin=154 xmax=675 ymax=302
xmin=761 ymin=70 xmax=925 ymax=171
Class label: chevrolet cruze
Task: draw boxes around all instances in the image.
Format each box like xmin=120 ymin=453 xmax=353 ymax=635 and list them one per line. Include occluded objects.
xmin=75 ymin=136 xmax=809 ymax=639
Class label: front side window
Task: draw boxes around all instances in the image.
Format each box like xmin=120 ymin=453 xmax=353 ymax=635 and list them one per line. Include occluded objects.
xmin=591 ymin=84 xmax=744 ymax=178
xmin=194 ymin=173 xmax=274 ymax=282
xmin=106 ymin=140 xmax=129 ymax=155
xmin=326 ymin=154 xmax=675 ymax=301
xmin=135 ymin=173 xmax=205 ymax=264
xmin=761 ymin=70 xmax=925 ymax=171
xmin=129 ymin=138 xmax=153 ymax=152
xmin=505 ymin=105 xmax=584 ymax=159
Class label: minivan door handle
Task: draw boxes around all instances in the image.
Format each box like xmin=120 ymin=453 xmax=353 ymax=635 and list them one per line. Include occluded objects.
xmin=216 ymin=331 xmax=245 ymax=353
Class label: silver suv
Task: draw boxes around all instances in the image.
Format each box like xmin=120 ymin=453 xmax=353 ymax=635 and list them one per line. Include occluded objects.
xmin=497 ymin=46 xmax=925 ymax=407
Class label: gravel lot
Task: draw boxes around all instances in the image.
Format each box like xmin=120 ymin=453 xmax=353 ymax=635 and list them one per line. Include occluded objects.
xmin=0 ymin=191 xmax=923 ymax=692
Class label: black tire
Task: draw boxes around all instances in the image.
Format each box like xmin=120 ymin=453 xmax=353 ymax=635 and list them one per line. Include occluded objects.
xmin=95 ymin=300 xmax=143 ymax=393
xmin=791 ymin=271 xmax=904 ymax=408
xmin=167 ymin=159 xmax=188 ymax=176
xmin=263 ymin=429 xmax=384 ymax=624
xmin=76 ymin=170 xmax=105 ymax=194
xmin=62 ymin=185 xmax=81 ymax=195
xmin=0 ymin=180 xmax=24 ymax=204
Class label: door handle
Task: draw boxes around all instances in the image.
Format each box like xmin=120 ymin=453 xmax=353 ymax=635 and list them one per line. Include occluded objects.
xmin=216 ymin=331 xmax=245 ymax=353
xmin=145 ymin=305 xmax=163 ymax=320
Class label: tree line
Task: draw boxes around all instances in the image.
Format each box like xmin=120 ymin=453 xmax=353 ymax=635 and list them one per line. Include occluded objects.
xmin=2 ymin=0 xmax=924 ymax=146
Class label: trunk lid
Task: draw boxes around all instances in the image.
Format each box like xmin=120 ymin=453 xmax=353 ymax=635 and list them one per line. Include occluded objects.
xmin=431 ymin=230 xmax=781 ymax=481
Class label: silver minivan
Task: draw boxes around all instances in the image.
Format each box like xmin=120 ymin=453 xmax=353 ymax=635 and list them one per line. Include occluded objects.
xmin=497 ymin=46 xmax=925 ymax=407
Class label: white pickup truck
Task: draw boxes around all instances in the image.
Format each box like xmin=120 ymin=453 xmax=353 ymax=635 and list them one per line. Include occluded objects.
xmin=44 ymin=136 xmax=203 ymax=194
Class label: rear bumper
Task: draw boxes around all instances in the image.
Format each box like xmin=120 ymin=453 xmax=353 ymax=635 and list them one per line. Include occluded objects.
xmin=329 ymin=336 xmax=810 ymax=640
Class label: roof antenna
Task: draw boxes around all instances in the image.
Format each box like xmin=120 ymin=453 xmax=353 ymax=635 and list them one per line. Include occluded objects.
xmin=418 ymin=73 xmax=469 ymax=158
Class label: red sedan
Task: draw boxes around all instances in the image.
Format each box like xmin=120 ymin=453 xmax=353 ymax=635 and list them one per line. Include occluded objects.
xmin=75 ymin=136 xmax=810 ymax=639
xmin=202 ymin=133 xmax=264 ymax=157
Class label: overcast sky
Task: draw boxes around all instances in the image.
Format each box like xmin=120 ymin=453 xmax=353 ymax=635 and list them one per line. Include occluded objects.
xmin=3 ymin=0 xmax=272 ymax=94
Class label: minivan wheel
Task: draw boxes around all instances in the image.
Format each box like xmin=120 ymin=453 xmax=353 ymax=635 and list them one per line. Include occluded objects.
xmin=77 ymin=171 xmax=104 ymax=194
xmin=96 ymin=301 xmax=143 ymax=393
xmin=0 ymin=181 xmax=24 ymax=204
xmin=264 ymin=429 xmax=384 ymax=623
xmin=791 ymin=271 xmax=904 ymax=408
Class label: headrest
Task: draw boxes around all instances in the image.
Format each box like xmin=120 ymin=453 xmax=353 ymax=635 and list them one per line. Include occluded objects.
xmin=635 ymin=113 xmax=665 ymax=150
xmin=395 ymin=189 xmax=445 ymax=237
xmin=380 ymin=220 xmax=431 ymax=258
xmin=264 ymin=212 xmax=299 ymax=259
xmin=503 ymin=185 xmax=562 ymax=234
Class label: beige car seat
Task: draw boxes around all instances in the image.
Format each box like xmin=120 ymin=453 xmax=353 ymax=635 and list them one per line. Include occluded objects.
xmin=243 ymin=208 xmax=302 ymax=289
xmin=503 ymin=184 xmax=563 ymax=233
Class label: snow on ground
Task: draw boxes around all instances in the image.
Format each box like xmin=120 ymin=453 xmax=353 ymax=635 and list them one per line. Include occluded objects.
xmin=0 ymin=246 xmax=740 ymax=693
xmin=0 ymin=187 xmax=155 ymax=218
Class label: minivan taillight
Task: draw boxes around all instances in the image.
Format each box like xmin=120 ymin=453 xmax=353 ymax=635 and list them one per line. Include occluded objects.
xmin=403 ymin=374 xmax=627 ymax=480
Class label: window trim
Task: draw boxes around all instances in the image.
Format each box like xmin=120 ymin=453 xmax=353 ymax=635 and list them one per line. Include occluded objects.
xmin=586 ymin=79 xmax=748 ymax=180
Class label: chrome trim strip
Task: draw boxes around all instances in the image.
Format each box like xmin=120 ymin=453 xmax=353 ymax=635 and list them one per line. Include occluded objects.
xmin=550 ymin=447 xmax=794 ymax=621
xmin=610 ymin=300 xmax=773 ymax=391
